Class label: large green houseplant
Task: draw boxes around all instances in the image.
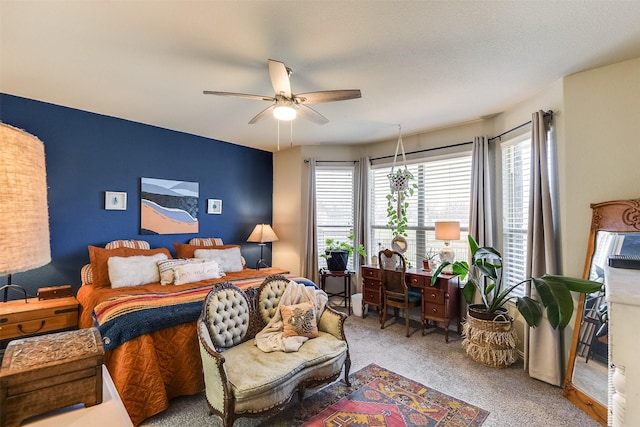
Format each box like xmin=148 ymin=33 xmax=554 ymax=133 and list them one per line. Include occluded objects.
xmin=321 ymin=234 xmax=366 ymax=272
xmin=432 ymin=235 xmax=602 ymax=329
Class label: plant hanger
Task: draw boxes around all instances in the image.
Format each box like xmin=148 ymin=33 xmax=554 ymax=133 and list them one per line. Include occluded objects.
xmin=388 ymin=125 xmax=410 ymax=193
xmin=385 ymin=125 xmax=417 ymax=252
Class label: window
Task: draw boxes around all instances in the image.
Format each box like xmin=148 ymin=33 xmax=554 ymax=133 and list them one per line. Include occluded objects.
xmin=316 ymin=166 xmax=356 ymax=270
xmin=369 ymin=154 xmax=472 ymax=267
xmin=501 ymin=134 xmax=531 ymax=297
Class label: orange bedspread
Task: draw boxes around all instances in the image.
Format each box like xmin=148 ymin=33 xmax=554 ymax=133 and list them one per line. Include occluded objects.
xmin=76 ymin=269 xmax=292 ymax=426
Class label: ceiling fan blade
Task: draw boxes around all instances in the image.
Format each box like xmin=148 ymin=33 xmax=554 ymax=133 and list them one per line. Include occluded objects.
xmin=248 ymin=104 xmax=276 ymax=124
xmin=203 ymin=91 xmax=274 ymax=102
xmin=295 ymin=89 xmax=362 ymax=104
xmin=268 ymin=59 xmax=292 ymax=98
xmin=297 ymin=104 xmax=329 ymax=125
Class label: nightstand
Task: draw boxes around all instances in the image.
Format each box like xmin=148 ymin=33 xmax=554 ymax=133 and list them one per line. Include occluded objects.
xmin=0 ymin=296 xmax=79 ymax=348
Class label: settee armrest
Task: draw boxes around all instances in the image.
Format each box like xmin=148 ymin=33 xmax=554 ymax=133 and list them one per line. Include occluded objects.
xmin=318 ymin=305 xmax=348 ymax=340
xmin=197 ymin=319 xmax=230 ymax=416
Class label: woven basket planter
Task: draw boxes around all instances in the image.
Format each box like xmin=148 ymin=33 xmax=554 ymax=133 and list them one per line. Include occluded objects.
xmin=462 ymin=311 xmax=518 ymax=368
xmin=387 ymin=170 xmax=411 ymax=192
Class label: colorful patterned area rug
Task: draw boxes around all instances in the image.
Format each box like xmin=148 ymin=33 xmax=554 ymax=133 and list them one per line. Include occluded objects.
xmin=260 ymin=363 xmax=489 ymax=427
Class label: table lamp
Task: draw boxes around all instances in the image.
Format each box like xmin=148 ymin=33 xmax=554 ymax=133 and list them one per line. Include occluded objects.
xmin=1 ymin=123 xmax=51 ymax=302
xmin=435 ymin=221 xmax=460 ymax=264
xmin=247 ymin=224 xmax=279 ymax=269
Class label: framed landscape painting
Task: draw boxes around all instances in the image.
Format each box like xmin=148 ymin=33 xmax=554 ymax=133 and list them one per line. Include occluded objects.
xmin=140 ymin=177 xmax=199 ymax=234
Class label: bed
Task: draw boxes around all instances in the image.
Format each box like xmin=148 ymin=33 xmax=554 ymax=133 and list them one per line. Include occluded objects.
xmin=76 ymin=239 xmax=309 ymax=426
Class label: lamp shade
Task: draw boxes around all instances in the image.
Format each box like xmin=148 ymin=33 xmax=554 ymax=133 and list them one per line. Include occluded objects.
xmin=247 ymin=224 xmax=279 ymax=243
xmin=0 ymin=123 xmax=51 ymax=275
xmin=435 ymin=221 xmax=460 ymax=241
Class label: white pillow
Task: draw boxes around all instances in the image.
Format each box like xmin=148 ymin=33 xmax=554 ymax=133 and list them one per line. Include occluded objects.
xmin=194 ymin=247 xmax=244 ymax=272
xmin=157 ymin=258 xmax=207 ymax=285
xmin=173 ymin=260 xmax=224 ymax=285
xmin=107 ymin=253 xmax=168 ymax=288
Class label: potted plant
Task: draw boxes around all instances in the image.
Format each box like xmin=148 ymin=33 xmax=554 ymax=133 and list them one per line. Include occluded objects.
xmin=386 ymin=169 xmax=417 ymax=238
xmin=422 ymin=249 xmax=438 ymax=271
xmin=321 ymin=234 xmax=367 ymax=272
xmin=432 ymin=235 xmax=602 ymax=367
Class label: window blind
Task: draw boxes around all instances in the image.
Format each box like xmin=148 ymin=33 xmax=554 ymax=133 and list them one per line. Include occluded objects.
xmin=316 ymin=167 xmax=356 ymax=270
xmin=501 ymin=137 xmax=531 ymax=297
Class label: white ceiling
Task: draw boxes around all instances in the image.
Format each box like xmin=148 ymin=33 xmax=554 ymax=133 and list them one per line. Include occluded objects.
xmin=2 ymin=1 xmax=640 ymax=153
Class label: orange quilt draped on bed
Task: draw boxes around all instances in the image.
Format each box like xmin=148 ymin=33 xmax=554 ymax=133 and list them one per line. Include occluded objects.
xmin=77 ymin=269 xmax=294 ymax=426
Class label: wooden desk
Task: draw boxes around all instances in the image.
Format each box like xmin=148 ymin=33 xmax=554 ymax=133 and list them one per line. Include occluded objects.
xmin=361 ymin=265 xmax=460 ymax=342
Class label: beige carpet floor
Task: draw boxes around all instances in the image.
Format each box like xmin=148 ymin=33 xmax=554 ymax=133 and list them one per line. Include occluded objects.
xmin=141 ymin=309 xmax=601 ymax=427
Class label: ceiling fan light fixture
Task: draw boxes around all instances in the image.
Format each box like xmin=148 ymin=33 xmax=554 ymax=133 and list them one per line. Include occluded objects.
xmin=273 ymin=104 xmax=297 ymax=121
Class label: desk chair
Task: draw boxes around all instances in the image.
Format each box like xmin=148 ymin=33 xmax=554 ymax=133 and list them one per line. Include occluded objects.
xmin=379 ymin=249 xmax=422 ymax=337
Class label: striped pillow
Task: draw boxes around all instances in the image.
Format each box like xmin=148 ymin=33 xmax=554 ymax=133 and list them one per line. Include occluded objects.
xmin=188 ymin=237 xmax=224 ymax=246
xmin=105 ymin=240 xmax=150 ymax=250
xmin=81 ymin=264 xmax=94 ymax=285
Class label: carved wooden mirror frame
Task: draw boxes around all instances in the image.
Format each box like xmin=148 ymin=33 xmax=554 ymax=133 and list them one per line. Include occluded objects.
xmin=563 ymin=198 xmax=640 ymax=425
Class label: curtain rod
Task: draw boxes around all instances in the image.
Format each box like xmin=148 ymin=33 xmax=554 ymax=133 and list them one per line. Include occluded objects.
xmin=303 ymin=159 xmax=359 ymax=164
xmin=488 ymin=110 xmax=553 ymax=142
xmin=370 ymin=140 xmax=473 ymax=162
xmin=305 ymin=110 xmax=553 ymax=163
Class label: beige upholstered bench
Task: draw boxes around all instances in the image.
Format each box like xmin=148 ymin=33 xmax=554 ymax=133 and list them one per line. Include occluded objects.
xmin=197 ymin=275 xmax=350 ymax=427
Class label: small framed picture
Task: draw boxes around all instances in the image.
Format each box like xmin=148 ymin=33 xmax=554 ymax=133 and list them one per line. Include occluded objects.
xmin=207 ymin=199 xmax=222 ymax=214
xmin=105 ymin=191 xmax=127 ymax=210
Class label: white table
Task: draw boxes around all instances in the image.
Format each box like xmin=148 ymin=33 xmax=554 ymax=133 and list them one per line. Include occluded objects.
xmin=23 ymin=365 xmax=132 ymax=427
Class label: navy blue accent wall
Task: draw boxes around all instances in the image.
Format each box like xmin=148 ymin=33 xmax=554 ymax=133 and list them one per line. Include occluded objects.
xmin=0 ymin=94 xmax=273 ymax=298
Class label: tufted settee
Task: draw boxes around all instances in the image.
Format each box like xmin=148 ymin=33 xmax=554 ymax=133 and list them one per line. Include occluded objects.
xmin=197 ymin=275 xmax=351 ymax=427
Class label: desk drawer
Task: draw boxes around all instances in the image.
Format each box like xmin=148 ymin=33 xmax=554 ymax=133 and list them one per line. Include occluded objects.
xmin=408 ymin=275 xmax=425 ymax=287
xmin=362 ymin=267 xmax=381 ymax=280
xmin=362 ymin=284 xmax=381 ymax=305
xmin=424 ymin=302 xmax=447 ymax=318
xmin=423 ymin=288 xmax=445 ymax=305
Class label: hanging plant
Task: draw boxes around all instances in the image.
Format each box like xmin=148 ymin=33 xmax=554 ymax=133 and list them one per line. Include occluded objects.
xmin=386 ymin=170 xmax=416 ymax=236
xmin=386 ymin=126 xmax=417 ymax=237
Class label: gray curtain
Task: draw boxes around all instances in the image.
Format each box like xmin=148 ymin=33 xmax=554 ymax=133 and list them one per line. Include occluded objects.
xmin=469 ymin=136 xmax=493 ymax=248
xmin=525 ymin=110 xmax=562 ymax=385
xmin=353 ymin=157 xmax=370 ymax=290
xmin=303 ymin=158 xmax=319 ymax=285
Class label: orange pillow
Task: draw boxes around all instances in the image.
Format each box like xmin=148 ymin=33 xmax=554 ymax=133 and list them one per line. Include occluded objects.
xmin=281 ymin=301 xmax=319 ymax=338
xmin=173 ymin=242 xmax=240 ymax=259
xmin=88 ymin=245 xmax=172 ymax=287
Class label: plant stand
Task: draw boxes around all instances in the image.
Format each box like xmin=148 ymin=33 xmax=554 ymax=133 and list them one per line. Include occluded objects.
xmin=461 ymin=312 xmax=518 ymax=368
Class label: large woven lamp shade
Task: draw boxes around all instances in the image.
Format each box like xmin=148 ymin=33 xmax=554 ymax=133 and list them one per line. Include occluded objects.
xmin=0 ymin=123 xmax=51 ymax=280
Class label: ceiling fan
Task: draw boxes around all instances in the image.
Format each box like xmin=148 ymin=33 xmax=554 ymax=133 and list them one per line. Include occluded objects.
xmin=203 ymin=59 xmax=361 ymax=125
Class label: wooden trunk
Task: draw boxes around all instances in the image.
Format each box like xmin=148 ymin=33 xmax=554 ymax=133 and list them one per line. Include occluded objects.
xmin=0 ymin=328 xmax=104 ymax=427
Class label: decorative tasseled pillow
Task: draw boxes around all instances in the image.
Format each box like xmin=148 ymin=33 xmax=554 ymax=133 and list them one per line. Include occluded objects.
xmin=281 ymin=301 xmax=319 ymax=338
xmin=173 ymin=260 xmax=224 ymax=285
xmin=157 ymin=258 xmax=208 ymax=285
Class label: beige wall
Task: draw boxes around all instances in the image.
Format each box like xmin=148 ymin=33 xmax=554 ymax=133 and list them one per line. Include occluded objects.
xmin=561 ymin=57 xmax=640 ymax=279
xmin=272 ymin=145 xmax=304 ymax=275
